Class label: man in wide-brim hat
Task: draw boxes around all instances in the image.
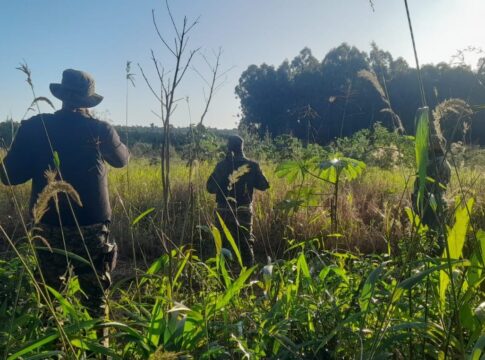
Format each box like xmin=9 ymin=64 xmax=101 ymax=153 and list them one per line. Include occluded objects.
xmin=1 ymin=69 xmax=129 ymax=321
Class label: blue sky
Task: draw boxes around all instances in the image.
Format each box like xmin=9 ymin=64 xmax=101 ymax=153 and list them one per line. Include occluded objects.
xmin=1 ymin=0 xmax=484 ymax=129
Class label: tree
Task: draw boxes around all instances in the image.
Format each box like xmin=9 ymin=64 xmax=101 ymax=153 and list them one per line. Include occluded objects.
xmin=236 ymin=43 xmax=485 ymax=144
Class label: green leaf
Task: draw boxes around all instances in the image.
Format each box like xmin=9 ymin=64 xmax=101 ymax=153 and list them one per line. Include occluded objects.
xmin=295 ymin=252 xmax=311 ymax=295
xmin=414 ymin=107 xmax=430 ymax=213
xmin=7 ymin=320 xmax=97 ymax=360
xmin=7 ymin=334 xmax=59 ymax=360
xmin=148 ymin=299 xmax=165 ymax=347
xmin=35 ymin=246 xmax=90 ymax=266
xmin=445 ymin=198 xmax=474 ymax=259
xmin=132 ymin=207 xmax=155 ymax=226
xmin=475 ymin=229 xmax=485 ymax=266
xmin=471 ymin=334 xmax=485 ymax=360
xmin=392 ymin=259 xmax=470 ymax=304
xmin=440 ymin=198 xmax=474 ymax=310
xmin=211 ymin=225 xmax=222 ymax=257
xmin=173 ymin=251 xmax=191 ymax=287
xmin=359 ymin=265 xmax=384 ymax=312
xmin=53 ymin=151 xmax=61 ymax=169
xmin=275 ymin=161 xmax=301 ymax=183
xmin=139 ymin=255 xmax=169 ymax=287
xmin=319 ymin=156 xmax=366 ymax=183
xmin=214 ymin=266 xmax=255 ymax=312
xmin=216 ymin=212 xmax=243 ymax=268
xmin=71 ymin=338 xmax=121 ymax=359
xmin=46 ymin=285 xmax=80 ymax=320
xmin=100 ymin=321 xmax=145 ymax=341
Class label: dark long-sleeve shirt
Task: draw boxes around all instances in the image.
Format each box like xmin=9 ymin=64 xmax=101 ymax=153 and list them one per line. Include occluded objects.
xmin=207 ymin=154 xmax=269 ymax=208
xmin=0 ymin=109 xmax=129 ymax=226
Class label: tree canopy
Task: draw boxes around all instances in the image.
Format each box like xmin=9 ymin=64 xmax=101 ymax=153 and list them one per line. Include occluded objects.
xmin=235 ymin=43 xmax=485 ymax=144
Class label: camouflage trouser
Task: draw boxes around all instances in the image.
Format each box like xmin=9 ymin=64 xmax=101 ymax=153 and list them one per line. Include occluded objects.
xmin=216 ymin=206 xmax=255 ymax=267
xmin=34 ymin=223 xmax=117 ymax=318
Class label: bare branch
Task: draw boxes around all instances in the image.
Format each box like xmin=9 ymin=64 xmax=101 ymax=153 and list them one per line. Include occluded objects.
xmin=192 ymin=66 xmax=210 ymax=86
xmin=186 ymin=16 xmax=200 ymax=33
xmin=216 ymin=65 xmax=236 ymax=80
xmin=137 ymin=63 xmax=162 ymax=103
xmin=165 ymin=0 xmax=181 ymax=41
xmin=151 ymin=110 xmax=163 ymax=120
xmin=150 ymin=50 xmax=166 ymax=94
xmin=152 ymin=9 xmax=177 ymax=57
xmin=175 ymin=48 xmax=200 ymax=88
xmin=199 ymin=48 xmax=222 ymax=125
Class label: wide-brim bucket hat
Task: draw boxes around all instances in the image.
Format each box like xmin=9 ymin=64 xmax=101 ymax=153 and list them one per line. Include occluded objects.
xmin=50 ymin=69 xmax=103 ymax=108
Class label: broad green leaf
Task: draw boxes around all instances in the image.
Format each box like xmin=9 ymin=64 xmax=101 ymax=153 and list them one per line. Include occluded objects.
xmin=359 ymin=265 xmax=384 ymax=312
xmin=163 ymin=311 xmax=186 ymax=348
xmin=319 ymin=156 xmax=366 ymax=183
xmin=445 ymin=198 xmax=474 ymax=259
xmin=275 ymin=161 xmax=301 ymax=183
xmin=471 ymin=334 xmax=485 ymax=360
xmin=216 ymin=212 xmax=243 ymax=268
xmin=140 ymin=255 xmax=169 ymax=286
xmin=215 ymin=266 xmax=255 ymax=312
xmin=148 ymin=299 xmax=165 ymax=347
xmin=440 ymin=198 xmax=474 ymax=310
xmin=414 ymin=107 xmax=429 ymax=213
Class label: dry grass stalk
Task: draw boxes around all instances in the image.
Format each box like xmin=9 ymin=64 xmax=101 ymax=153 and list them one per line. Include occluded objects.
xmin=432 ymin=98 xmax=473 ymax=143
xmin=227 ymin=164 xmax=250 ymax=191
xmin=358 ymin=69 xmax=405 ymax=133
xmin=32 ymin=170 xmax=82 ymax=224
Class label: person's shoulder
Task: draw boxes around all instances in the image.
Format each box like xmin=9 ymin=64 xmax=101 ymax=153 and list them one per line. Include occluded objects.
xmin=84 ymin=114 xmax=117 ymax=134
xmin=245 ymin=158 xmax=261 ymax=168
xmin=20 ymin=113 xmax=54 ymax=129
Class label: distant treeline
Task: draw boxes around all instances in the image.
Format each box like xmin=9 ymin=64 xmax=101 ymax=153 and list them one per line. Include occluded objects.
xmin=114 ymin=125 xmax=235 ymax=149
xmin=235 ymin=42 xmax=485 ymax=144
xmin=0 ymin=120 xmax=234 ymax=155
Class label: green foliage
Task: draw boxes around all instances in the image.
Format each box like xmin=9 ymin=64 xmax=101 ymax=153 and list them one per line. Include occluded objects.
xmin=236 ymin=42 xmax=485 ymax=145
xmin=319 ymin=156 xmax=366 ymax=184
xmin=334 ymin=122 xmax=414 ymax=168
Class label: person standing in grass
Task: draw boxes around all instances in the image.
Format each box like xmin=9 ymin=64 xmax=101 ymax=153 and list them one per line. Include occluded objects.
xmin=0 ymin=69 xmax=129 ymax=319
xmin=207 ymin=135 xmax=269 ymax=266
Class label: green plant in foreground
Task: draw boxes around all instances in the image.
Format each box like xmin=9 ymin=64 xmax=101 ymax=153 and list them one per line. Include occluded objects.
xmin=276 ymin=154 xmax=365 ymax=233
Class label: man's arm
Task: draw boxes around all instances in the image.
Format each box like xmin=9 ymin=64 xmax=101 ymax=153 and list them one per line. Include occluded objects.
xmin=100 ymin=124 xmax=130 ymax=168
xmin=0 ymin=121 xmax=34 ymax=185
xmin=253 ymin=163 xmax=269 ymax=191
